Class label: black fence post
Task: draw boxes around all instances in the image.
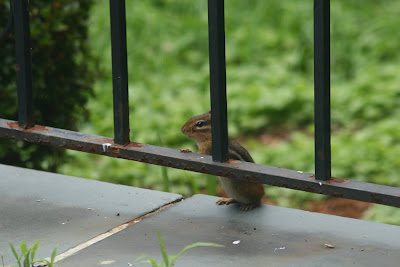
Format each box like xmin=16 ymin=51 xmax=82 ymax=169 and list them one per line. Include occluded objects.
xmin=207 ymin=0 xmax=229 ymax=163
xmin=13 ymin=0 xmax=34 ymax=129
xmin=110 ymin=0 xmax=130 ymax=145
xmin=314 ymin=0 xmax=331 ymax=181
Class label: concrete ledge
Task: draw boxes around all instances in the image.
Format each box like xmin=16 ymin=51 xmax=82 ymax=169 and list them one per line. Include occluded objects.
xmin=62 ymin=194 xmax=400 ymax=267
xmin=1 ymin=164 xmax=400 ymax=267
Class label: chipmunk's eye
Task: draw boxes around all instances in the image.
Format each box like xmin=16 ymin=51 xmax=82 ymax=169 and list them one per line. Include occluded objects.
xmin=195 ymin=121 xmax=204 ymax=127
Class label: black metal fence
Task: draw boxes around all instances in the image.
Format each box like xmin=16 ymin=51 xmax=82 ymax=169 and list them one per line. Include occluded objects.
xmin=1 ymin=0 xmax=400 ymax=207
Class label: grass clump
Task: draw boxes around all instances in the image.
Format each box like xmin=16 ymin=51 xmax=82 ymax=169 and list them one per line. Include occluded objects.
xmin=134 ymin=230 xmax=223 ymax=267
xmin=7 ymin=240 xmax=59 ymax=267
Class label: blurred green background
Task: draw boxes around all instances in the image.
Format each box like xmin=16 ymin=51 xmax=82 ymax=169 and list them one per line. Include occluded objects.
xmin=3 ymin=0 xmax=400 ymax=225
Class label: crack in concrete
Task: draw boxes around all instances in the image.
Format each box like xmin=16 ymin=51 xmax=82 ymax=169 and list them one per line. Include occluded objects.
xmin=50 ymin=198 xmax=184 ymax=264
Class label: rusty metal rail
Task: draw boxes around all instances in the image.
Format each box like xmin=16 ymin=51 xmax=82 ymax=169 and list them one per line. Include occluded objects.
xmin=1 ymin=118 xmax=399 ymax=208
xmin=2 ymin=0 xmax=400 ymax=209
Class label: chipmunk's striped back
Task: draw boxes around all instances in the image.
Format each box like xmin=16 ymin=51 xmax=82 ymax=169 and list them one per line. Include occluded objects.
xmin=181 ymin=111 xmax=265 ymax=211
xmin=228 ymin=140 xmax=254 ymax=163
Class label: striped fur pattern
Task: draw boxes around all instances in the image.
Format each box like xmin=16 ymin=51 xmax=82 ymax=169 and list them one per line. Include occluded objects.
xmin=181 ymin=111 xmax=264 ymax=211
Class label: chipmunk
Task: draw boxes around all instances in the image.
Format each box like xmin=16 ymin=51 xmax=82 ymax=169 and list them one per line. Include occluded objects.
xmin=181 ymin=111 xmax=264 ymax=211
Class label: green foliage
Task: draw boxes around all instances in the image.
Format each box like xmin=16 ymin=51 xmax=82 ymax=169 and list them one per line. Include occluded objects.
xmin=8 ymin=240 xmax=60 ymax=267
xmin=364 ymin=205 xmax=400 ymax=225
xmin=0 ymin=0 xmax=94 ymax=171
xmin=134 ymin=230 xmax=223 ymax=267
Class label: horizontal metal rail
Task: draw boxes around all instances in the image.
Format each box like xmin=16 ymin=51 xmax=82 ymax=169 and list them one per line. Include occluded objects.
xmin=1 ymin=118 xmax=399 ymax=208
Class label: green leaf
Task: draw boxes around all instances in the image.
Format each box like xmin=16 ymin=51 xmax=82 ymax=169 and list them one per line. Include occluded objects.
xmin=134 ymin=254 xmax=160 ymax=267
xmin=20 ymin=241 xmax=28 ymax=256
xmin=168 ymin=255 xmax=175 ymax=262
xmin=30 ymin=240 xmax=41 ymax=262
xmin=135 ymin=254 xmax=151 ymax=262
xmin=9 ymin=243 xmax=20 ymax=263
xmin=44 ymin=259 xmax=53 ymax=267
xmin=157 ymin=230 xmax=169 ymax=267
xmin=23 ymin=254 xmax=31 ymax=267
xmin=57 ymin=256 xmax=68 ymax=267
xmin=147 ymin=257 xmax=161 ymax=267
xmin=50 ymin=245 xmax=58 ymax=265
xmin=170 ymin=242 xmax=223 ymax=266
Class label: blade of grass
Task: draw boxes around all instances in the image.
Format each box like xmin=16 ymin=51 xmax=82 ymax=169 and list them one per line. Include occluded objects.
xmin=170 ymin=242 xmax=223 ymax=266
xmin=9 ymin=243 xmax=21 ymax=266
xmin=50 ymin=246 xmax=58 ymax=265
xmin=146 ymin=257 xmax=160 ymax=267
xmin=23 ymin=253 xmax=31 ymax=267
xmin=30 ymin=240 xmax=41 ymax=262
xmin=33 ymin=258 xmax=46 ymax=264
xmin=157 ymin=230 xmax=169 ymax=267
xmin=19 ymin=241 xmax=28 ymax=260
xmin=135 ymin=255 xmax=160 ymax=267
xmin=135 ymin=254 xmax=151 ymax=262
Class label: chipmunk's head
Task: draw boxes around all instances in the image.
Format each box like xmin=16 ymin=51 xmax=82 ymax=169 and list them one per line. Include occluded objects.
xmin=181 ymin=111 xmax=211 ymax=143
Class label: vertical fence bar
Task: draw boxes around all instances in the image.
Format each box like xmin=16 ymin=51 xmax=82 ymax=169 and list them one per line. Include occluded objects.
xmin=207 ymin=0 xmax=228 ymax=162
xmin=13 ymin=0 xmax=34 ymax=129
xmin=314 ymin=0 xmax=331 ymax=181
xmin=110 ymin=0 xmax=130 ymax=145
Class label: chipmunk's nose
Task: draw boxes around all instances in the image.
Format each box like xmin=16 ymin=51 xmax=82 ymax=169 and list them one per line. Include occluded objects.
xmin=181 ymin=125 xmax=191 ymax=137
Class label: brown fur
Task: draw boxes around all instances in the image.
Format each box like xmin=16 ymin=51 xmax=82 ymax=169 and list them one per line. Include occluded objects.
xmin=181 ymin=111 xmax=264 ymax=211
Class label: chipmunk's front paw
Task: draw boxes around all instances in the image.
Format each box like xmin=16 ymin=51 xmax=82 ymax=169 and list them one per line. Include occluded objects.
xmin=216 ymin=198 xmax=236 ymax=206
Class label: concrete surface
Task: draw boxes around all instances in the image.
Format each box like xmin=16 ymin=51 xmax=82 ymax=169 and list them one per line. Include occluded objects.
xmin=1 ymin=164 xmax=400 ymax=267
xmin=62 ymin=194 xmax=400 ymax=267
xmin=0 ymin=164 xmax=182 ymax=265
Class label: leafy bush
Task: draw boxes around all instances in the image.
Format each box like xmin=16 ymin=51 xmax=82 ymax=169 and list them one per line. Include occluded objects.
xmin=0 ymin=0 xmax=94 ymax=171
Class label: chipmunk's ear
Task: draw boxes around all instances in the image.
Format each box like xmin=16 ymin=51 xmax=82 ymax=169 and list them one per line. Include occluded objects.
xmin=207 ymin=110 xmax=211 ymax=114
